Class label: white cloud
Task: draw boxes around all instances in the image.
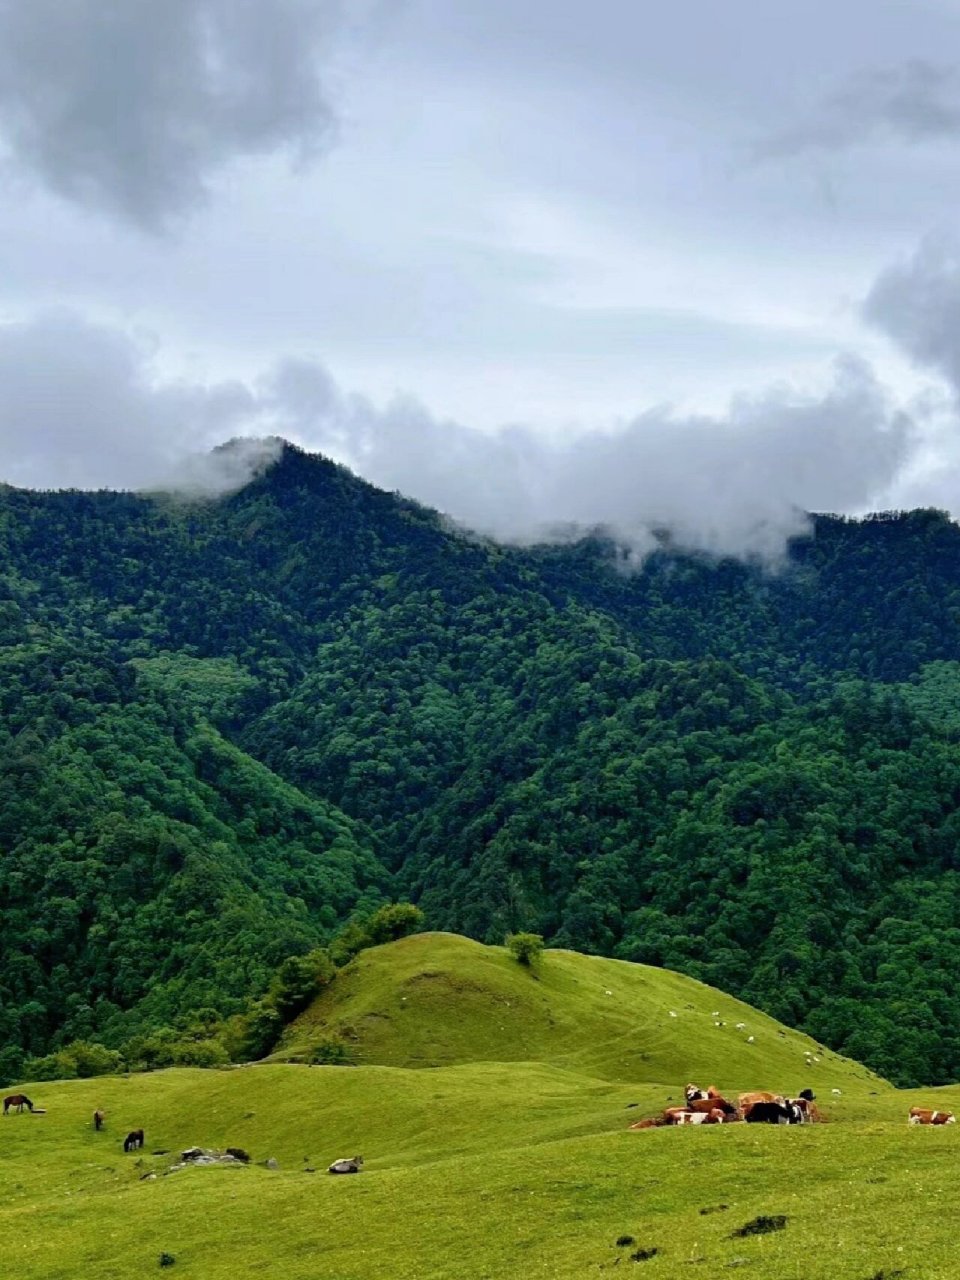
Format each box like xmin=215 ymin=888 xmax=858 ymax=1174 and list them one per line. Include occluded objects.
xmin=277 ymin=354 xmax=913 ymax=562
xmin=0 ymin=310 xmax=263 ymax=492
xmin=0 ymin=0 xmax=356 ymax=230
xmin=0 ymin=308 xmax=919 ymax=563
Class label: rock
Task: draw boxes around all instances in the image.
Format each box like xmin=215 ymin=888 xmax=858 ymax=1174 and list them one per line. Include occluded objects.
xmin=140 ymin=1172 xmax=158 ymax=1181
xmin=169 ymin=1148 xmax=251 ymax=1172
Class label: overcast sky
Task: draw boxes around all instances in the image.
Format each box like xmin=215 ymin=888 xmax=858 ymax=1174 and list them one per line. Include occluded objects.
xmin=2 ymin=0 xmax=960 ymax=557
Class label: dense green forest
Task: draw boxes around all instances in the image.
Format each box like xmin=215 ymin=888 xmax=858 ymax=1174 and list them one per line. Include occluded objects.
xmin=5 ymin=442 xmax=960 ymax=1085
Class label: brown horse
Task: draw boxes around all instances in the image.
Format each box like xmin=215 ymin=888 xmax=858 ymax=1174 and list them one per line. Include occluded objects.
xmin=93 ymin=1110 xmax=105 ymax=1131
xmin=3 ymin=1094 xmax=33 ymax=1114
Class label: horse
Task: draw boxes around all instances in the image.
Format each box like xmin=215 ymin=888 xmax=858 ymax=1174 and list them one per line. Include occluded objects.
xmin=93 ymin=1110 xmax=105 ymax=1131
xmin=123 ymin=1129 xmax=144 ymax=1152
xmin=3 ymin=1094 xmax=33 ymax=1114
xmin=328 ymin=1155 xmax=363 ymax=1174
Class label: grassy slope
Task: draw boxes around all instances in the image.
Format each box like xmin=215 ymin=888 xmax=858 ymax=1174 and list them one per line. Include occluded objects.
xmin=3 ymin=935 xmax=960 ymax=1280
xmin=279 ymin=933 xmax=880 ymax=1092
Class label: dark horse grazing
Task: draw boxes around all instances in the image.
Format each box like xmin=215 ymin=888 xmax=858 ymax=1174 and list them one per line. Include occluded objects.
xmin=123 ymin=1129 xmax=144 ymax=1152
xmin=3 ymin=1094 xmax=34 ymax=1114
xmin=93 ymin=1110 xmax=105 ymax=1131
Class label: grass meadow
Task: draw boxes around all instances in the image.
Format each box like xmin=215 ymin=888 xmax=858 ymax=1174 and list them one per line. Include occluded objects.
xmin=2 ymin=935 xmax=957 ymax=1279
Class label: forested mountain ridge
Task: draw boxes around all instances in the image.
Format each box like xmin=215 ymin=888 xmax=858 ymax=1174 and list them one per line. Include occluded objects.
xmin=5 ymin=442 xmax=960 ymax=1084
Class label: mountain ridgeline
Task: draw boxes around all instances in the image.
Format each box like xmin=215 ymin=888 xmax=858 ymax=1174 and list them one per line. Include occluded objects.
xmin=4 ymin=443 xmax=960 ymax=1085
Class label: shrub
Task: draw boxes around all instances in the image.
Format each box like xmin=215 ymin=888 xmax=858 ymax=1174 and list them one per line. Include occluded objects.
xmin=171 ymin=1038 xmax=229 ymax=1068
xmin=123 ymin=1028 xmax=179 ymax=1071
xmin=330 ymin=901 xmax=424 ymax=966
xmin=364 ymin=903 xmax=425 ymax=946
xmin=25 ymin=1040 xmax=123 ymax=1081
xmin=269 ymin=948 xmax=336 ymax=1019
xmin=506 ymin=933 xmax=544 ymax=967
xmin=328 ymin=920 xmax=371 ymax=968
xmin=308 ymin=1034 xmax=352 ymax=1065
xmin=227 ymin=1001 xmax=283 ymax=1061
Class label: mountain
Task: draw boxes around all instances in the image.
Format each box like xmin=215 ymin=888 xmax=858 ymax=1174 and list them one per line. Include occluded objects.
xmin=3 ymin=934 xmax=953 ymax=1280
xmin=5 ymin=442 xmax=960 ymax=1083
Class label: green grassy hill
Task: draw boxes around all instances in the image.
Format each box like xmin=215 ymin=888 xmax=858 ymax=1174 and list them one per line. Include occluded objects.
xmin=279 ymin=933 xmax=879 ymax=1094
xmin=7 ymin=934 xmax=960 ymax=1279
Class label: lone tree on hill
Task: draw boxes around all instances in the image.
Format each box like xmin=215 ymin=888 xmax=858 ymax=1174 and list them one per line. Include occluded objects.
xmin=506 ymin=932 xmax=544 ymax=967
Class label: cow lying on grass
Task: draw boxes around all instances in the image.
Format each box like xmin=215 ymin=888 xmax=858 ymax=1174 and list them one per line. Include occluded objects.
xmin=629 ymin=1106 xmax=738 ymax=1129
xmin=909 ymin=1107 xmax=955 ymax=1125
xmin=666 ymin=1107 xmax=735 ymax=1125
xmin=745 ymin=1100 xmax=801 ymax=1124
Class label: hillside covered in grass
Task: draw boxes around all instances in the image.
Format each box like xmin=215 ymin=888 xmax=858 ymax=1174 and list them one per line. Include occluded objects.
xmin=2 ymin=934 xmax=957 ymax=1280
xmin=8 ymin=443 xmax=960 ymax=1082
xmin=279 ymin=933 xmax=875 ymax=1092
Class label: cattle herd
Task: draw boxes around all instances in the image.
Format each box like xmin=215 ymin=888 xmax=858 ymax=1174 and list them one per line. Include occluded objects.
xmin=628 ymin=1083 xmax=821 ymax=1128
xmin=629 ymin=1084 xmax=959 ymax=1129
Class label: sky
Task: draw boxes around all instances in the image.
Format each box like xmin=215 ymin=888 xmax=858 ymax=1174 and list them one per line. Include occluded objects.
xmin=2 ymin=0 xmax=960 ymax=557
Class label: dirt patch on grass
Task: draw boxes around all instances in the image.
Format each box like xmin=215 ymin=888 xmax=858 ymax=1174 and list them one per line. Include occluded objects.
xmin=731 ymin=1215 xmax=787 ymax=1238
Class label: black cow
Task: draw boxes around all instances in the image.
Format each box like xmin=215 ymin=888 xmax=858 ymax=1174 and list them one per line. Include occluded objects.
xmin=745 ymin=1101 xmax=802 ymax=1125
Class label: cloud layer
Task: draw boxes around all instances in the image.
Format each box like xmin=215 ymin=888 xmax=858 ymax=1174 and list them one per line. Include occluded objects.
xmin=0 ymin=311 xmax=265 ymax=492
xmin=0 ymin=0 xmax=350 ymax=229
xmin=263 ymin=355 xmax=910 ymax=562
xmin=0 ymin=304 xmax=922 ymax=563
xmin=13 ymin=227 xmax=960 ymax=563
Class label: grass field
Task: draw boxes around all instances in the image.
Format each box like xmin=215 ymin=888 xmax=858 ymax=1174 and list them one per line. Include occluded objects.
xmin=2 ymin=934 xmax=958 ymax=1279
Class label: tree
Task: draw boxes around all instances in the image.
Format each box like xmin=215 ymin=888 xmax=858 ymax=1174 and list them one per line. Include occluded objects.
xmin=506 ymin=932 xmax=544 ymax=967
xmin=364 ymin=902 xmax=425 ymax=946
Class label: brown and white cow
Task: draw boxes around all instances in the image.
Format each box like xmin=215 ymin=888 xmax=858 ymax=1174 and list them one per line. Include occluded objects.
xmin=685 ymin=1083 xmax=725 ymax=1104
xmin=664 ymin=1107 xmax=732 ymax=1125
xmin=909 ymin=1107 xmax=956 ymax=1126
xmin=791 ymin=1096 xmax=821 ymax=1124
